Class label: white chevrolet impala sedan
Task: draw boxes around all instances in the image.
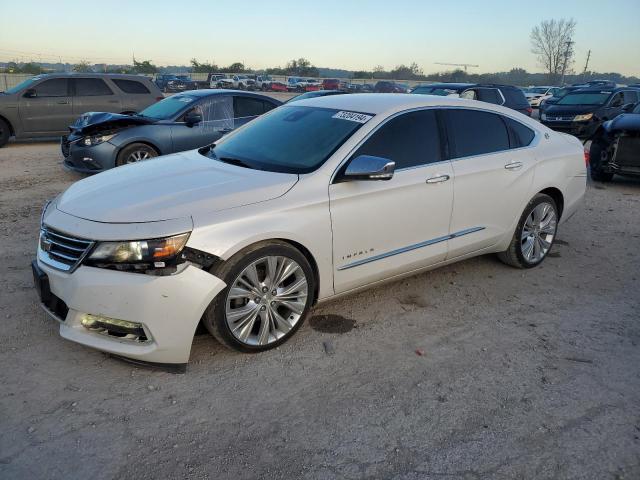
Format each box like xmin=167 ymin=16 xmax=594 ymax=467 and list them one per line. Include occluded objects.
xmin=33 ymin=94 xmax=586 ymax=368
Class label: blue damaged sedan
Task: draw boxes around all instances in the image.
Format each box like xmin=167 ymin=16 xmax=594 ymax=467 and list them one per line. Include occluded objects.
xmin=61 ymin=90 xmax=281 ymax=173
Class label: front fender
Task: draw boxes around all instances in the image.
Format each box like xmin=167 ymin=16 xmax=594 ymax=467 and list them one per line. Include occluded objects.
xmin=108 ymin=125 xmax=172 ymax=155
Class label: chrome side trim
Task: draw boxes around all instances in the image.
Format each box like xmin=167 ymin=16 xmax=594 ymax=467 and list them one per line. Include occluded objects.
xmin=337 ymin=226 xmax=485 ymax=271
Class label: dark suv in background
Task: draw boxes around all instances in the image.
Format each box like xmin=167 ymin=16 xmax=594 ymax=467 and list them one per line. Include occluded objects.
xmin=155 ymin=74 xmax=198 ymax=93
xmin=0 ymin=73 xmax=163 ymax=147
xmin=412 ymin=83 xmax=532 ymax=116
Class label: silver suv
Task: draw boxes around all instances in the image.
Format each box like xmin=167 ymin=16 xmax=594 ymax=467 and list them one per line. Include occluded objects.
xmin=0 ymin=73 xmax=163 ymax=147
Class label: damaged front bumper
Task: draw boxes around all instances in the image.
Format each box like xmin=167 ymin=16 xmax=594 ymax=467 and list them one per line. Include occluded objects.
xmin=61 ymin=135 xmax=118 ymax=173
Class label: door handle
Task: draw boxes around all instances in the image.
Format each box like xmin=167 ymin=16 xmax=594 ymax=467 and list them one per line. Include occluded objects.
xmin=426 ymin=174 xmax=450 ymax=184
xmin=504 ymin=161 xmax=523 ymax=170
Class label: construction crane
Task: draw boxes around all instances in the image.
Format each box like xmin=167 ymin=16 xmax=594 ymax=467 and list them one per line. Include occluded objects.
xmin=435 ymin=62 xmax=479 ymax=72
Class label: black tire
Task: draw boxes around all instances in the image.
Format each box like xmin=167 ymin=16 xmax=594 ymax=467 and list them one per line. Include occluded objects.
xmin=115 ymin=143 xmax=158 ymax=167
xmin=203 ymin=241 xmax=316 ymax=353
xmin=0 ymin=118 xmax=10 ymax=147
xmin=589 ymin=141 xmax=614 ymax=182
xmin=498 ymin=193 xmax=558 ymax=269
xmin=261 ymin=84 xmax=268 ymax=91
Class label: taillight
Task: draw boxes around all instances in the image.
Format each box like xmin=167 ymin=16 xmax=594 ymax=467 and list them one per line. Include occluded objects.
xmin=526 ymin=107 xmax=533 ymax=116
xmin=584 ymin=145 xmax=590 ymax=166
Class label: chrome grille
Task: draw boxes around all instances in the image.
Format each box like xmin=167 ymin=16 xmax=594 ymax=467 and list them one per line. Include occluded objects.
xmin=39 ymin=227 xmax=94 ymax=272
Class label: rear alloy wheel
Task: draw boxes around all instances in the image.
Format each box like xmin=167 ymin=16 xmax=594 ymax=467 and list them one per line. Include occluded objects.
xmin=203 ymin=241 xmax=315 ymax=352
xmin=498 ymin=194 xmax=558 ymax=268
xmin=589 ymin=141 xmax=614 ymax=182
xmin=0 ymin=118 xmax=10 ymax=147
xmin=116 ymin=143 xmax=158 ymax=167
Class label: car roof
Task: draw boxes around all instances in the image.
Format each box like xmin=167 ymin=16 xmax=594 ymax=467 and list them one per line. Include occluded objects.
xmin=171 ymin=89 xmax=282 ymax=101
xmin=565 ymin=87 xmax=630 ymax=93
xmin=414 ymin=83 xmax=474 ymax=88
xmin=32 ymin=73 xmax=152 ymax=80
xmin=290 ymin=92 xmax=524 ymax=117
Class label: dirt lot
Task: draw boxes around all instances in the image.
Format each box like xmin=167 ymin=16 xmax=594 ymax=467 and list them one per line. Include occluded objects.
xmin=1 ymin=138 xmax=639 ymax=480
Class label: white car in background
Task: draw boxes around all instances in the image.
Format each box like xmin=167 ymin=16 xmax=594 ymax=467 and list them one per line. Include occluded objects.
xmin=217 ymin=74 xmax=255 ymax=90
xmin=33 ymin=94 xmax=586 ymax=368
xmin=525 ymin=86 xmax=561 ymax=107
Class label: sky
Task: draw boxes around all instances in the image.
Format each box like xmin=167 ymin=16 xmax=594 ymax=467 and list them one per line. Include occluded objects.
xmin=1 ymin=0 xmax=639 ymax=76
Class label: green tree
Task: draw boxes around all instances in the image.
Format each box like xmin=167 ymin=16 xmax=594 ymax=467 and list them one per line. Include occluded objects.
xmin=73 ymin=60 xmax=93 ymax=73
xmin=190 ymin=58 xmax=218 ymax=73
xmin=132 ymin=59 xmax=158 ymax=74
xmin=285 ymin=58 xmax=318 ymax=77
xmin=226 ymin=62 xmax=246 ymax=73
xmin=20 ymin=62 xmax=43 ymax=74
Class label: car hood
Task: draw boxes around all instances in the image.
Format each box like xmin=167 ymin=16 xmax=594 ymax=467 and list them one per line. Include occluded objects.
xmin=55 ymin=152 xmax=299 ymax=223
xmin=603 ymin=113 xmax=640 ymax=133
xmin=544 ymin=104 xmax=599 ymax=116
xmin=69 ymin=111 xmax=156 ymax=136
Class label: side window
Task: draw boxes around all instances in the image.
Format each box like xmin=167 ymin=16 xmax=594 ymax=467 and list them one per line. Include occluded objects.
xmin=460 ymin=89 xmax=476 ymax=100
xmin=609 ymin=93 xmax=624 ymax=107
xmin=187 ymin=95 xmax=233 ymax=132
xmin=112 ymin=79 xmax=150 ymax=94
xmin=622 ymin=91 xmax=638 ymax=104
xmin=446 ymin=109 xmax=510 ymax=158
xmin=476 ymin=88 xmax=502 ymax=105
xmin=74 ymin=78 xmax=113 ymax=96
xmin=263 ymin=101 xmax=277 ymax=113
xmin=234 ymin=96 xmax=267 ymax=118
xmin=351 ymin=109 xmax=441 ymax=169
xmin=504 ymin=117 xmax=535 ymax=148
xmin=31 ymin=78 xmax=68 ymax=97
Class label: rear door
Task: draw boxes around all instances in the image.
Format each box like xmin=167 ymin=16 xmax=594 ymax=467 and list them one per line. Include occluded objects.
xmin=444 ymin=108 xmax=536 ymax=258
xmin=71 ymin=77 xmax=121 ymax=116
xmin=110 ymin=78 xmax=156 ymax=112
xmin=18 ymin=77 xmax=72 ymax=134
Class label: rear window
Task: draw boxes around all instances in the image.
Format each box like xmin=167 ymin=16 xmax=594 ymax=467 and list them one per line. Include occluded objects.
xmin=476 ymin=88 xmax=502 ymax=105
xmin=446 ymin=109 xmax=510 ymax=158
xmin=505 ymin=118 xmax=535 ymax=147
xmin=502 ymin=88 xmax=528 ymax=106
xmin=74 ymin=78 xmax=113 ymax=96
xmin=112 ymin=79 xmax=150 ymax=94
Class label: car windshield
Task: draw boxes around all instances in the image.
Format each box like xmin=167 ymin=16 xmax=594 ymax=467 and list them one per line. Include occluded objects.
xmin=204 ymin=106 xmax=370 ymax=174
xmin=557 ymin=92 xmax=611 ymax=106
xmin=4 ymin=77 xmax=41 ymax=94
xmin=555 ymin=88 xmax=572 ymax=97
xmin=527 ymin=87 xmax=549 ymax=94
xmin=138 ymin=94 xmax=197 ymax=119
xmin=412 ymin=86 xmax=457 ymax=96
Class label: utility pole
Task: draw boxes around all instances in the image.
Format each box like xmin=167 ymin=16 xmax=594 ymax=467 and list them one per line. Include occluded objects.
xmin=581 ymin=49 xmax=591 ymax=81
xmin=560 ymin=40 xmax=574 ymax=85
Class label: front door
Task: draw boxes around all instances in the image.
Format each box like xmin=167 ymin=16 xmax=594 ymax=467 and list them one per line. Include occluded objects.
xmin=443 ymin=108 xmax=536 ymax=258
xmin=329 ymin=109 xmax=454 ymax=294
xmin=170 ymin=95 xmax=234 ymax=152
xmin=18 ymin=78 xmax=72 ymax=134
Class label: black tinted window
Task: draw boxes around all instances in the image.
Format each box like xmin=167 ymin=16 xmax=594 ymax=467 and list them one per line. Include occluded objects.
xmin=74 ymin=78 xmax=113 ymax=96
xmin=503 ymin=88 xmax=528 ymax=106
xmin=505 ymin=118 xmax=535 ymax=147
xmin=623 ymin=91 xmax=638 ymax=104
xmin=32 ymin=79 xmax=68 ymax=97
xmin=609 ymin=93 xmax=624 ymax=107
xmin=113 ymin=79 xmax=150 ymax=94
xmin=352 ymin=110 xmax=441 ymax=169
xmin=447 ymin=109 xmax=509 ymax=158
xmin=476 ymin=88 xmax=502 ymax=104
xmin=234 ymin=97 xmax=268 ymax=118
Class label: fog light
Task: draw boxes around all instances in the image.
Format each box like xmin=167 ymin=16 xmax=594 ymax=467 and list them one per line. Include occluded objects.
xmin=82 ymin=157 xmax=94 ymax=163
xmin=81 ymin=314 xmax=150 ymax=342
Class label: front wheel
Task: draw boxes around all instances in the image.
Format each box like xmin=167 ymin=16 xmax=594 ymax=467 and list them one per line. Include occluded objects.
xmin=0 ymin=118 xmax=10 ymax=147
xmin=203 ymin=241 xmax=315 ymax=352
xmin=115 ymin=143 xmax=158 ymax=167
xmin=498 ymin=194 xmax=558 ymax=269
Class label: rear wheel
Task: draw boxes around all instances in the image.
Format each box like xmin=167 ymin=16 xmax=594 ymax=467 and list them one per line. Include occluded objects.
xmin=115 ymin=143 xmax=158 ymax=167
xmin=589 ymin=141 xmax=614 ymax=182
xmin=0 ymin=118 xmax=10 ymax=147
xmin=203 ymin=241 xmax=315 ymax=352
xmin=498 ymin=194 xmax=558 ymax=269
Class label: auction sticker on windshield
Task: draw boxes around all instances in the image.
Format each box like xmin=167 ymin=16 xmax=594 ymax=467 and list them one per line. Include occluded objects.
xmin=332 ymin=111 xmax=373 ymax=123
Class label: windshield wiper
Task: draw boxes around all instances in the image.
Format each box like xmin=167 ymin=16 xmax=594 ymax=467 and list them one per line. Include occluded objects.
xmin=218 ymin=157 xmax=253 ymax=169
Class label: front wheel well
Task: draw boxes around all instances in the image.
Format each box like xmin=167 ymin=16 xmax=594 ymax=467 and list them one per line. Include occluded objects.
xmin=539 ymin=187 xmax=564 ymax=219
xmin=275 ymin=239 xmax=320 ymax=305
xmin=0 ymin=114 xmax=15 ymax=136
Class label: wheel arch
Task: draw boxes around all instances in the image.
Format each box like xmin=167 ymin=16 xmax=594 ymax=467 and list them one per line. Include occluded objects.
xmin=539 ymin=187 xmax=564 ymax=219
xmin=0 ymin=114 xmax=15 ymax=136
xmin=115 ymin=140 xmax=162 ymax=160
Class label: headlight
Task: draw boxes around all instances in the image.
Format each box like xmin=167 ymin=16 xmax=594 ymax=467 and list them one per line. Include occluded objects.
xmin=83 ymin=133 xmax=116 ymax=146
xmin=86 ymin=233 xmax=190 ymax=269
xmin=573 ymin=113 xmax=593 ymax=122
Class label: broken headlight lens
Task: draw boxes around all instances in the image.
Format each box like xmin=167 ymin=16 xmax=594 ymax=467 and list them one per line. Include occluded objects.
xmin=86 ymin=233 xmax=190 ymax=268
xmin=83 ymin=133 xmax=117 ymax=146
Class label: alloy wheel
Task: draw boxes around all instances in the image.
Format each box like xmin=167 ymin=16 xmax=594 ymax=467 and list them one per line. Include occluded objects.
xmin=520 ymin=202 xmax=557 ymax=263
xmin=225 ymin=256 xmax=308 ymax=346
xmin=127 ymin=150 xmax=152 ymax=163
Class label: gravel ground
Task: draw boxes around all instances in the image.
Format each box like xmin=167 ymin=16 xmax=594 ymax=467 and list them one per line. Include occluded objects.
xmin=0 ymin=138 xmax=639 ymax=480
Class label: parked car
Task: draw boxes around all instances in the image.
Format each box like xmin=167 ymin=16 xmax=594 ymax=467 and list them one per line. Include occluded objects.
xmin=360 ymin=84 xmax=374 ymax=93
xmin=287 ymin=78 xmax=320 ymax=92
xmin=34 ymin=93 xmax=585 ymax=367
xmin=217 ymin=75 xmax=255 ymax=90
xmin=374 ymin=81 xmax=407 ymax=93
xmin=155 ymin=74 xmax=198 ymax=93
xmin=270 ymin=81 xmax=288 ymax=92
xmin=322 ymin=78 xmax=346 ymax=90
xmin=574 ymin=80 xmax=617 ymax=88
xmin=540 ymin=87 xmax=640 ymax=139
xmin=0 ymin=73 xmax=163 ymax=147
xmin=286 ymin=90 xmax=346 ymax=103
xmin=524 ymin=86 xmax=562 ymax=108
xmin=588 ymin=102 xmax=640 ymax=181
xmin=412 ymin=83 xmax=532 ymax=116
xmin=61 ymin=90 xmax=281 ymax=173
xmin=207 ymin=73 xmax=227 ymax=88
xmin=539 ymin=86 xmax=584 ymax=113
xmin=253 ymin=75 xmax=273 ymax=91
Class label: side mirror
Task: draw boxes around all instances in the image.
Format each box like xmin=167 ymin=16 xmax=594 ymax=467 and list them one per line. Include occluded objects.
xmin=340 ymin=155 xmax=395 ymax=182
xmin=23 ymin=88 xmax=36 ymax=98
xmin=184 ymin=111 xmax=202 ymax=127
xmin=622 ymin=103 xmax=635 ymax=113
